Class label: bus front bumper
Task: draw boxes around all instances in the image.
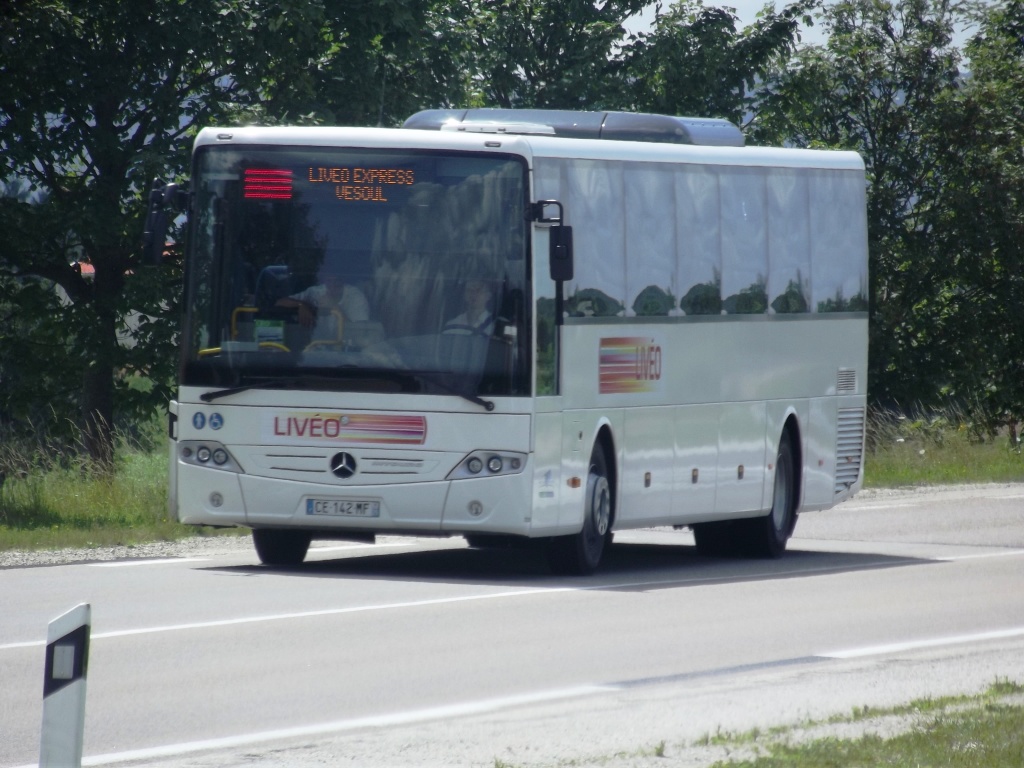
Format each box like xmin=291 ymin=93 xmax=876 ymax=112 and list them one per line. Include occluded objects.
xmin=174 ymin=461 xmax=534 ymax=537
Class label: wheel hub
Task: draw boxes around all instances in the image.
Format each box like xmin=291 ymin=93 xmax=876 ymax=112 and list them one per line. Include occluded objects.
xmin=591 ymin=476 xmax=611 ymax=536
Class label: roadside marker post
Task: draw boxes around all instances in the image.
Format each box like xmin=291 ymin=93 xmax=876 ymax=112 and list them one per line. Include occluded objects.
xmin=40 ymin=603 xmax=91 ymax=767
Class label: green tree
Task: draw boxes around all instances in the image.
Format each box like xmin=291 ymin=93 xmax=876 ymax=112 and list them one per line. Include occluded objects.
xmin=753 ymin=0 xmax=963 ymax=408
xmin=0 ymin=182 xmax=78 ymax=431
xmin=266 ymin=0 xmax=476 ymax=126
xmin=919 ymin=0 xmax=1024 ymax=431
xmin=463 ymin=0 xmax=651 ymax=109
xmin=0 ymin=0 xmax=327 ymax=464
xmin=623 ymin=0 xmax=818 ymax=125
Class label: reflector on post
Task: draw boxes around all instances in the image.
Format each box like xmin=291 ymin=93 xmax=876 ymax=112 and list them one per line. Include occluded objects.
xmin=40 ymin=603 xmax=91 ymax=768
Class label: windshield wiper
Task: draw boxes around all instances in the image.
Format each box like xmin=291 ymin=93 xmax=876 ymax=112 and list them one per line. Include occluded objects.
xmin=201 ymin=376 xmax=310 ymax=402
xmin=416 ymin=372 xmax=495 ymax=412
xmin=200 ymin=374 xmax=385 ymax=402
xmin=200 ymin=371 xmax=494 ymax=411
xmin=367 ymin=368 xmax=493 ymax=412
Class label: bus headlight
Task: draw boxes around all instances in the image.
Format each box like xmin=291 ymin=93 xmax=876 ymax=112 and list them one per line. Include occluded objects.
xmin=180 ymin=441 xmax=243 ymax=474
xmin=448 ymin=451 xmax=527 ymax=480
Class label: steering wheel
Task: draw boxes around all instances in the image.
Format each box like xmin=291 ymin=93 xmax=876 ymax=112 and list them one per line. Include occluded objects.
xmin=443 ymin=323 xmax=490 ymax=338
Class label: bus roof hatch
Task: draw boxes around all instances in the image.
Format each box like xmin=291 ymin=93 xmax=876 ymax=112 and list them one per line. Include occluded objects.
xmin=403 ymin=109 xmax=744 ymax=147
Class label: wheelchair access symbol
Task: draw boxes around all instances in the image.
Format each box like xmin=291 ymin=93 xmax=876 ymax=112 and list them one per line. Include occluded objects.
xmin=209 ymin=413 xmax=224 ymax=430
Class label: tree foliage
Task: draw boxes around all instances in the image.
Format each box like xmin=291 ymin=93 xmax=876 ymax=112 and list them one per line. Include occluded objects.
xmin=2 ymin=0 xmax=1024 ymax=456
xmin=922 ymin=0 xmax=1024 ymax=429
xmin=264 ymin=0 xmax=476 ymax=125
xmin=624 ymin=0 xmax=818 ymax=124
xmin=463 ymin=0 xmax=650 ymax=109
xmin=0 ymin=0 xmax=327 ymax=462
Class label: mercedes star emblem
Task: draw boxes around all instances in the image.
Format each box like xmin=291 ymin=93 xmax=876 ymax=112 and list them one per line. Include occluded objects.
xmin=330 ymin=452 xmax=357 ymax=479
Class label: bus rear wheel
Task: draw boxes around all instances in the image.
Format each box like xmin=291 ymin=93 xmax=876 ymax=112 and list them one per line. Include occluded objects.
xmin=253 ymin=528 xmax=312 ymax=566
xmin=547 ymin=447 xmax=612 ymax=575
xmin=739 ymin=431 xmax=797 ymax=558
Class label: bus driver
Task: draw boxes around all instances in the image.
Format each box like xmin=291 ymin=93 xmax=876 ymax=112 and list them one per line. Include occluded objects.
xmin=275 ymin=266 xmax=370 ymax=341
xmin=442 ymin=276 xmax=495 ymax=374
xmin=444 ymin=277 xmax=494 ymax=337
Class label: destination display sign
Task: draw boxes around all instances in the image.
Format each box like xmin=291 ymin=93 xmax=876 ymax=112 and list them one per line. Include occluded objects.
xmin=307 ymin=165 xmax=416 ymax=203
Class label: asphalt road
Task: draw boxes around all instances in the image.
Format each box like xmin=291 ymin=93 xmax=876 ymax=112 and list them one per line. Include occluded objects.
xmin=2 ymin=483 xmax=1023 ymax=767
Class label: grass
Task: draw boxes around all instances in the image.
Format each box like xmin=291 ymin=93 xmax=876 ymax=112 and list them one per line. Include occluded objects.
xmin=484 ymin=682 xmax=1024 ymax=767
xmin=0 ymin=417 xmax=235 ymax=552
xmin=701 ymin=681 xmax=1024 ymax=768
xmin=0 ymin=449 xmax=181 ymax=550
xmin=864 ymin=409 xmax=1024 ymax=487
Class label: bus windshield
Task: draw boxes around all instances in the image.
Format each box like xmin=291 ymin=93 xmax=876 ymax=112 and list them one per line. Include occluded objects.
xmin=182 ymin=146 xmax=531 ymax=400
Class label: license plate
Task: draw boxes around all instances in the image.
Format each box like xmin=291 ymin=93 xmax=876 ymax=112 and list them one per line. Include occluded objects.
xmin=306 ymin=498 xmax=381 ymax=517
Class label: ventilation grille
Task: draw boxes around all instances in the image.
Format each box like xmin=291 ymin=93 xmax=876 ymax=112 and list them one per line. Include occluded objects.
xmin=837 ymin=369 xmax=857 ymax=394
xmin=251 ymin=450 xmax=434 ymax=481
xmin=835 ymin=407 xmax=866 ymax=494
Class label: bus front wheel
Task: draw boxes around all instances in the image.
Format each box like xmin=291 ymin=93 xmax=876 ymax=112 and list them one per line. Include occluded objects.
xmin=253 ymin=528 xmax=312 ymax=566
xmin=547 ymin=447 xmax=612 ymax=575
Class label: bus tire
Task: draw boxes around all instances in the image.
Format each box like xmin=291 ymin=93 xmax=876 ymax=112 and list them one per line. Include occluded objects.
xmin=253 ymin=528 xmax=312 ymax=566
xmin=547 ymin=447 xmax=612 ymax=575
xmin=740 ymin=431 xmax=797 ymax=558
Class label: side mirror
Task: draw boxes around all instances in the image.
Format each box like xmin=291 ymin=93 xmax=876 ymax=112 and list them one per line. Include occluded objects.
xmin=142 ymin=181 xmax=183 ymax=265
xmin=549 ymin=224 xmax=574 ymax=282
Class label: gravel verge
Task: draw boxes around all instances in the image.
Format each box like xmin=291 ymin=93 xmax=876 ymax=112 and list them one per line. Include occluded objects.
xmin=0 ymin=533 xmax=255 ymax=569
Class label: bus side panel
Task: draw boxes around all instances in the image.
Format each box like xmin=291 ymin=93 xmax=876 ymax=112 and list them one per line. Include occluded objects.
xmin=803 ymin=398 xmax=839 ymax=510
xmin=531 ymin=406 xmax=568 ymax=533
xmin=671 ymin=404 xmax=720 ymax=519
xmin=534 ymin=150 xmax=867 ymax=531
xmin=715 ymin=402 xmax=768 ymax=514
xmin=618 ymin=406 xmax=676 ymax=525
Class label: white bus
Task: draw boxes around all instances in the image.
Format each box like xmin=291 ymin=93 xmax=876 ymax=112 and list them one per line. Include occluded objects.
xmin=157 ymin=109 xmax=868 ymax=574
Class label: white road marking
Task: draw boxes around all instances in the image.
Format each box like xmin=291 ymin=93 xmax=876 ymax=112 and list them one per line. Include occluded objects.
xmin=62 ymin=685 xmax=612 ymax=766
xmin=821 ymin=627 xmax=1024 ymax=659
xmin=89 ymin=558 xmax=209 ymax=567
xmin=935 ymin=549 xmax=1024 ymax=562
xmin=0 ymin=587 xmax=573 ymax=651
xmin=2 ymin=548 xmax=1012 ymax=652
xmin=81 ymin=541 xmax=412 ymax=567
xmin=0 ymin=639 xmax=49 ymax=650
xmin=841 ymin=502 xmax=917 ymax=512
xmin=39 ymin=623 xmax=1024 ymax=765
xmin=0 ymin=566 xmax=919 ymax=652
